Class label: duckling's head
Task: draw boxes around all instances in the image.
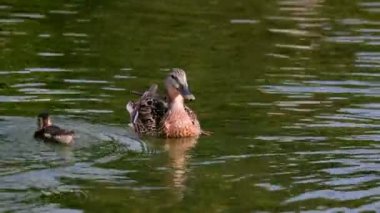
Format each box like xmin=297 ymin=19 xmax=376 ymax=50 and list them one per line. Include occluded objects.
xmin=37 ymin=112 xmax=52 ymax=129
xmin=165 ymin=68 xmax=195 ymax=101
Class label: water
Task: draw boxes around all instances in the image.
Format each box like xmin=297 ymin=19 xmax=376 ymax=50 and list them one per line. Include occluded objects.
xmin=0 ymin=0 xmax=379 ymax=211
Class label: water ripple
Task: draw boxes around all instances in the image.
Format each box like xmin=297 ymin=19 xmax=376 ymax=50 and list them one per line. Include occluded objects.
xmin=230 ymin=19 xmax=259 ymax=24
xmin=256 ymin=136 xmax=326 ymax=142
xmin=64 ymin=79 xmax=109 ymax=84
xmin=0 ymin=96 xmax=37 ymax=103
xmin=260 ymin=85 xmax=380 ymax=96
xmin=37 ymin=52 xmax=64 ymax=57
xmin=10 ymin=13 xmax=45 ymax=19
xmin=285 ymin=186 xmax=380 ymax=203
xmin=18 ymin=88 xmax=81 ymax=95
xmin=49 ymin=10 xmax=78 ymax=15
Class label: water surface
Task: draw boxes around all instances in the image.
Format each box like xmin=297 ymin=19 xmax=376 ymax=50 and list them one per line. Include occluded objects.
xmin=0 ymin=0 xmax=379 ymax=211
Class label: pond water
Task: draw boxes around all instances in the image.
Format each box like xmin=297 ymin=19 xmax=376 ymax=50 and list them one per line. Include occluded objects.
xmin=0 ymin=0 xmax=379 ymax=212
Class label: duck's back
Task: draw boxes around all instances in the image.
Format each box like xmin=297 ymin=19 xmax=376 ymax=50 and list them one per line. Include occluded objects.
xmin=34 ymin=125 xmax=74 ymax=144
xmin=127 ymin=85 xmax=168 ymax=136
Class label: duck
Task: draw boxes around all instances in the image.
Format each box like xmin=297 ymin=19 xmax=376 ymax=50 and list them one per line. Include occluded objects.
xmin=126 ymin=68 xmax=202 ymax=138
xmin=34 ymin=112 xmax=75 ymax=144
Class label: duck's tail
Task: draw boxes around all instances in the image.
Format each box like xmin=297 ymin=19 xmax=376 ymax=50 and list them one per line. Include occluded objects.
xmin=201 ymin=130 xmax=213 ymax=136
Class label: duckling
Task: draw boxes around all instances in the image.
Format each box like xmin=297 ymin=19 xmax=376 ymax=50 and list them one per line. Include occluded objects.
xmin=126 ymin=68 xmax=202 ymax=138
xmin=34 ymin=112 xmax=75 ymax=144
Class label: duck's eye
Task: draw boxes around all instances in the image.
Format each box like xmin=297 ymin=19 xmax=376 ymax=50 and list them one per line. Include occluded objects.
xmin=171 ymin=75 xmax=176 ymax=79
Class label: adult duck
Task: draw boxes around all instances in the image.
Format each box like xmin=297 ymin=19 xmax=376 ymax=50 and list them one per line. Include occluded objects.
xmin=126 ymin=68 xmax=202 ymax=138
xmin=34 ymin=112 xmax=75 ymax=144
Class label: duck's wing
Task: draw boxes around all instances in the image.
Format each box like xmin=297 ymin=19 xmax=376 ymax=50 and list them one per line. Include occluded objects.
xmin=127 ymin=84 xmax=168 ymax=135
xmin=34 ymin=125 xmax=74 ymax=144
xmin=44 ymin=125 xmax=74 ymax=137
xmin=35 ymin=125 xmax=60 ymax=139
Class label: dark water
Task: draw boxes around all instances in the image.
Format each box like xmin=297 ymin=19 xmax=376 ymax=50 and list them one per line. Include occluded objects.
xmin=0 ymin=0 xmax=379 ymax=212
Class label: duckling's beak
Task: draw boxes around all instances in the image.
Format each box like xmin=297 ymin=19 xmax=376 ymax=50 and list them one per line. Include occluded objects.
xmin=179 ymin=86 xmax=195 ymax=101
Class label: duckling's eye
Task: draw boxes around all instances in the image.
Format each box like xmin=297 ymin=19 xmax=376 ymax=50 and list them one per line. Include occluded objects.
xmin=171 ymin=75 xmax=176 ymax=80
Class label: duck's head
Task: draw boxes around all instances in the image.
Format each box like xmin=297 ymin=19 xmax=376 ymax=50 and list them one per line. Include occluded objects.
xmin=37 ymin=112 xmax=52 ymax=129
xmin=165 ymin=68 xmax=195 ymax=101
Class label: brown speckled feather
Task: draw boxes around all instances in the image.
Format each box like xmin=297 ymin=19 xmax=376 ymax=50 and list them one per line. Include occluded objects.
xmin=160 ymin=105 xmax=201 ymax=138
xmin=128 ymin=85 xmax=168 ymax=136
xmin=184 ymin=106 xmax=200 ymax=127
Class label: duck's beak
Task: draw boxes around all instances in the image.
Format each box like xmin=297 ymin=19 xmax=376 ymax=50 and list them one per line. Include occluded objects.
xmin=179 ymin=86 xmax=195 ymax=101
